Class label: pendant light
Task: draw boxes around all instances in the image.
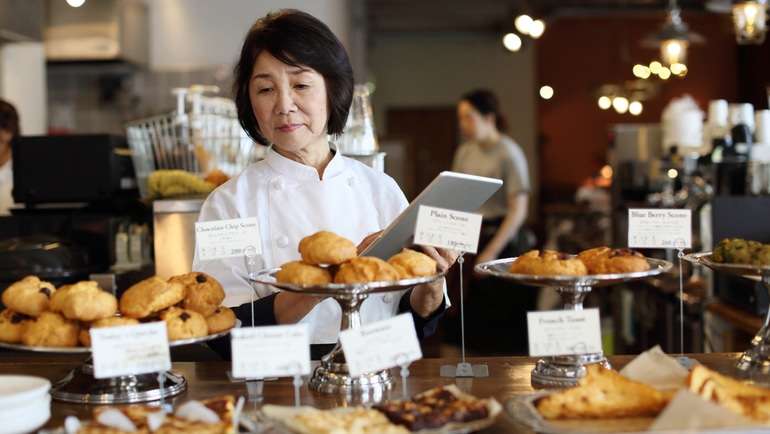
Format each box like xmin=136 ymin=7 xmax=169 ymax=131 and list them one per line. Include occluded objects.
xmin=643 ymin=0 xmax=704 ymax=66
xmin=732 ymin=0 xmax=768 ymax=44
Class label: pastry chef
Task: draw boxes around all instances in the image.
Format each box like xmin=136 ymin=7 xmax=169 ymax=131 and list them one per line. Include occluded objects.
xmin=193 ymin=10 xmax=456 ymax=353
xmin=0 ymin=99 xmax=19 ymax=216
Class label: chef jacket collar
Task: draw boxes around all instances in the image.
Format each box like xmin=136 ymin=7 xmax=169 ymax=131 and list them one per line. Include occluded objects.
xmin=265 ymin=144 xmax=346 ymax=181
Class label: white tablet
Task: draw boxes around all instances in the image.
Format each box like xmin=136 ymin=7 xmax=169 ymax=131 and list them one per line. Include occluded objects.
xmin=362 ymin=171 xmax=503 ymax=259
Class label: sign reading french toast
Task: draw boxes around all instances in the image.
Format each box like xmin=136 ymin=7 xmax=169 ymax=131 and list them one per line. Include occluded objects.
xmin=231 ymin=324 xmax=310 ymax=379
xmin=414 ymin=205 xmax=482 ymax=253
xmin=340 ymin=313 xmax=422 ymax=376
xmin=91 ymin=322 xmax=171 ymax=378
xmin=195 ymin=217 xmax=262 ymax=261
xmin=527 ymin=309 xmax=602 ymax=357
xmin=628 ymin=209 xmax=692 ymax=249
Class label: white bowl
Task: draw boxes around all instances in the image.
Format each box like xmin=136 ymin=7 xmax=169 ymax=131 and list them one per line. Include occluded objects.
xmin=0 ymin=376 xmax=51 ymax=434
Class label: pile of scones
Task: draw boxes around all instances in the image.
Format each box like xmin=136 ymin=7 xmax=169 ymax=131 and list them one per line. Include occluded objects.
xmin=0 ymin=272 xmax=235 ymax=348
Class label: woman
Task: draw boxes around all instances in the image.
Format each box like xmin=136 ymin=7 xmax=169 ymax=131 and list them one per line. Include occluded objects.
xmin=0 ymin=99 xmax=18 ymax=216
xmin=447 ymin=89 xmax=534 ymax=354
xmin=193 ymin=10 xmax=453 ymax=355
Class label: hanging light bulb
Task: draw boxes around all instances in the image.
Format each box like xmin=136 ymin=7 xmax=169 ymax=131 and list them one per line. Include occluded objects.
xmin=613 ymin=97 xmax=629 ymax=114
xmin=629 ymin=101 xmax=644 ymax=116
xmin=598 ymin=96 xmax=612 ymax=110
xmin=66 ymin=0 xmax=86 ymax=6
xmin=732 ymin=0 xmax=768 ymax=44
xmin=642 ymin=0 xmax=704 ymax=66
xmin=515 ymin=15 xmax=533 ymax=35
xmin=658 ymin=66 xmax=672 ymax=80
xmin=502 ymin=33 xmax=522 ymax=52
xmin=539 ymin=85 xmax=554 ymax=100
xmin=670 ymin=62 xmax=688 ymax=76
xmin=633 ymin=64 xmax=651 ymax=79
xmin=529 ymin=20 xmax=546 ymax=38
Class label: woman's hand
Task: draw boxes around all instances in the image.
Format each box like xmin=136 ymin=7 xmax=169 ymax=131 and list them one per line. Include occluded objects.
xmin=409 ymin=246 xmax=458 ymax=318
xmin=417 ymin=246 xmax=459 ymax=273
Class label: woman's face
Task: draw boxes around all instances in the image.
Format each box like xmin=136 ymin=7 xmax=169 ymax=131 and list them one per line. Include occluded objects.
xmin=457 ymin=100 xmax=493 ymax=142
xmin=249 ymin=51 xmax=329 ymax=153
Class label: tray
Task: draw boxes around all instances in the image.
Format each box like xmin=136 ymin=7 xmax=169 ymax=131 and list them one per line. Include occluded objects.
xmin=682 ymin=252 xmax=769 ymax=280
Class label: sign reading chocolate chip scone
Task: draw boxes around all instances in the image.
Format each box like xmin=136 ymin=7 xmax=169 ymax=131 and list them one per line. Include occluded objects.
xmin=195 ymin=217 xmax=262 ymax=261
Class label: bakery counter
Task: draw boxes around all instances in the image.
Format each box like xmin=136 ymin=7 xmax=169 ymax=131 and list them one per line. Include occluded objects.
xmin=1 ymin=353 xmax=742 ymax=433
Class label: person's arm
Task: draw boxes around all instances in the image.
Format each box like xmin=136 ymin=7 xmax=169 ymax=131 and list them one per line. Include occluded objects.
xmin=410 ymin=246 xmax=457 ymax=317
xmin=273 ymin=292 xmax=323 ymax=324
xmin=398 ymin=288 xmax=447 ymax=339
xmin=476 ymin=192 xmax=528 ymax=264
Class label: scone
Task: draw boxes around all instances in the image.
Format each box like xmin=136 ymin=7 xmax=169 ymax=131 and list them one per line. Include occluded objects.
xmin=169 ymin=272 xmax=225 ymax=317
xmin=1 ymin=276 xmax=56 ymax=317
xmin=161 ymin=307 xmax=208 ymax=341
xmin=334 ymin=257 xmax=400 ymax=284
xmin=276 ymin=261 xmax=332 ymax=286
xmin=578 ymin=247 xmax=650 ymax=274
xmin=509 ymin=250 xmax=587 ymax=276
xmin=21 ymin=311 xmax=79 ymax=347
xmin=298 ymin=231 xmax=357 ymax=265
xmin=53 ymin=281 xmax=118 ymax=322
xmin=206 ymin=306 xmax=237 ymax=334
xmin=120 ymin=277 xmax=186 ymax=319
xmin=79 ymin=316 xmax=140 ymax=347
xmin=388 ymin=249 xmax=437 ymax=279
xmin=0 ymin=309 xmax=32 ymax=343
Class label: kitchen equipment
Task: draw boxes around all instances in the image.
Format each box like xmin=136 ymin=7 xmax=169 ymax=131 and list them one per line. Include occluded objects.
xmin=0 ymin=375 xmax=51 ymax=434
xmin=153 ymin=199 xmax=203 ymax=278
xmin=337 ymin=84 xmax=379 ymax=156
xmin=0 ymin=235 xmax=90 ymax=288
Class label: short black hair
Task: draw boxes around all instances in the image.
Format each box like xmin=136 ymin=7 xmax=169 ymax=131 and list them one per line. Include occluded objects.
xmin=234 ymin=9 xmax=354 ymax=146
xmin=461 ymin=89 xmax=508 ymax=133
xmin=0 ymin=99 xmax=19 ymax=137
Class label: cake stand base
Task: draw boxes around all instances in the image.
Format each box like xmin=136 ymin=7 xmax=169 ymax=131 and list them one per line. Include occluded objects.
xmin=531 ymin=353 xmax=611 ymax=388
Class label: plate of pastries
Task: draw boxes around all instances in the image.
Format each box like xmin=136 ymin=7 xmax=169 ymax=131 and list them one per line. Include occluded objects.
xmin=685 ymin=238 xmax=770 ymax=277
xmin=261 ymin=385 xmax=501 ymax=434
xmin=509 ymin=363 xmax=770 ymax=433
xmin=0 ymin=272 xmax=238 ymax=351
xmin=475 ymin=247 xmax=672 ymax=287
xmin=252 ymin=231 xmax=444 ymax=295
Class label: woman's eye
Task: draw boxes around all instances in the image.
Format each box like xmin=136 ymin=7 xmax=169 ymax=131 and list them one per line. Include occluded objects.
xmin=294 ymin=83 xmax=310 ymax=90
xmin=257 ymin=87 xmax=273 ymax=94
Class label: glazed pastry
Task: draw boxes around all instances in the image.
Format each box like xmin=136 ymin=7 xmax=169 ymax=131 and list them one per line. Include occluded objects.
xmin=120 ymin=276 xmax=186 ymax=319
xmin=508 ymin=250 xmax=587 ymax=276
xmin=169 ymin=272 xmax=225 ymax=317
xmin=1 ymin=276 xmax=56 ymax=317
xmin=53 ymin=281 xmax=118 ymax=322
xmin=79 ymin=316 xmax=140 ymax=347
xmin=578 ymin=247 xmax=650 ymax=274
xmin=21 ymin=311 xmax=79 ymax=347
xmin=205 ymin=306 xmax=237 ymax=334
xmin=161 ymin=307 xmax=208 ymax=341
xmin=388 ymin=249 xmax=437 ymax=279
xmin=298 ymin=231 xmax=357 ymax=265
xmin=0 ymin=309 xmax=32 ymax=343
xmin=334 ymin=257 xmax=400 ymax=284
xmin=276 ymin=261 xmax=333 ymax=286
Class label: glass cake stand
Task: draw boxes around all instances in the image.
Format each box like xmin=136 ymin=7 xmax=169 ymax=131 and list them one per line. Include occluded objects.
xmin=684 ymin=252 xmax=770 ymax=372
xmin=0 ymin=322 xmax=238 ymax=404
xmin=249 ymin=269 xmax=444 ymax=397
xmin=475 ymin=257 xmax=673 ymax=388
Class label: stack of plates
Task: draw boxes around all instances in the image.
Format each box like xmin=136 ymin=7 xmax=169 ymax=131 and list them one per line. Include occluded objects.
xmin=0 ymin=375 xmax=51 ymax=434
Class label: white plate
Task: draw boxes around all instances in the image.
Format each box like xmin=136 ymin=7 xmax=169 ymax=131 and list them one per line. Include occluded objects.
xmin=0 ymin=393 xmax=51 ymax=434
xmin=0 ymin=375 xmax=50 ymax=407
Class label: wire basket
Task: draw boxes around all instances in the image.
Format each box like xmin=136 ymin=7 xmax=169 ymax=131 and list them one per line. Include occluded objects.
xmin=126 ymin=88 xmax=261 ymax=199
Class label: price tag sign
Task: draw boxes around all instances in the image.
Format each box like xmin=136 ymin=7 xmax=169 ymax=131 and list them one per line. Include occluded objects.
xmin=527 ymin=309 xmax=602 ymax=357
xmin=195 ymin=217 xmax=262 ymax=261
xmin=414 ymin=205 xmax=483 ymax=253
xmin=340 ymin=314 xmax=422 ymax=377
xmin=231 ymin=324 xmax=311 ymax=379
xmin=91 ymin=322 xmax=172 ymax=379
xmin=628 ymin=209 xmax=692 ymax=249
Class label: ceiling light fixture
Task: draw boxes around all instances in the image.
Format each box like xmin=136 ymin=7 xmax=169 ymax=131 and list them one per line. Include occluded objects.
xmin=529 ymin=20 xmax=546 ymax=38
xmin=643 ymin=0 xmax=704 ymax=65
xmin=515 ymin=15 xmax=533 ymax=35
xmin=732 ymin=0 xmax=768 ymax=44
xmin=539 ymin=85 xmax=554 ymax=100
xmin=66 ymin=0 xmax=86 ymax=7
xmin=503 ymin=33 xmax=523 ymax=52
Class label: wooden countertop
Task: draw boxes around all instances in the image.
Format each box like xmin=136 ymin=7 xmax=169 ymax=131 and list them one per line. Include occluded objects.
xmin=1 ymin=353 xmax=743 ymax=433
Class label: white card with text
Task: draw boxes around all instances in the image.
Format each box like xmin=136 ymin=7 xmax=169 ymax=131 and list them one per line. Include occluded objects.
xmin=528 ymin=309 xmax=602 ymax=357
xmin=414 ymin=205 xmax=483 ymax=253
xmin=628 ymin=208 xmax=692 ymax=249
xmin=231 ymin=324 xmax=311 ymax=379
xmin=340 ymin=314 xmax=422 ymax=377
xmin=195 ymin=217 xmax=262 ymax=261
xmin=91 ymin=322 xmax=172 ymax=379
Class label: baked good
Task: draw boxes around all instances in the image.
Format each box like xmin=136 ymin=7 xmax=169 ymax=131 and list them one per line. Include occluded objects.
xmin=206 ymin=306 xmax=236 ymax=334
xmin=0 ymin=309 xmax=32 ymax=343
xmin=1 ymin=276 xmax=56 ymax=317
xmin=712 ymin=238 xmax=770 ymax=266
xmin=79 ymin=316 xmax=140 ymax=347
xmin=535 ymin=364 xmax=671 ymax=419
xmin=21 ymin=311 xmax=79 ymax=347
xmin=53 ymin=281 xmax=118 ymax=322
xmin=120 ymin=277 xmax=186 ymax=319
xmin=374 ymin=385 xmax=497 ymax=431
xmin=508 ymin=250 xmax=587 ymax=276
xmin=161 ymin=307 xmax=208 ymax=341
xmin=262 ymin=405 xmax=409 ymax=434
xmin=334 ymin=257 xmax=400 ymax=284
xmin=169 ymin=272 xmax=225 ymax=317
xmin=388 ymin=249 xmax=437 ymax=279
xmin=276 ymin=261 xmax=332 ymax=286
xmin=687 ymin=365 xmax=770 ymax=423
xmin=298 ymin=231 xmax=357 ymax=265
xmin=578 ymin=247 xmax=650 ymax=274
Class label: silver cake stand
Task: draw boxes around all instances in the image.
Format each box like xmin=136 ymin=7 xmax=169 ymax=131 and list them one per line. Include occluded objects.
xmin=684 ymin=252 xmax=770 ymax=372
xmin=249 ymin=269 xmax=444 ymax=396
xmin=0 ymin=321 xmax=238 ymax=404
xmin=475 ymin=257 xmax=672 ymax=388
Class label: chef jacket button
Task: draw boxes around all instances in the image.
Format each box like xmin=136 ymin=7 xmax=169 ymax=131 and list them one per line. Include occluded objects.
xmin=271 ymin=178 xmax=283 ymax=191
xmin=382 ymin=294 xmax=394 ymax=304
xmin=347 ymin=177 xmax=356 ymax=187
xmin=276 ymin=236 xmax=289 ymax=248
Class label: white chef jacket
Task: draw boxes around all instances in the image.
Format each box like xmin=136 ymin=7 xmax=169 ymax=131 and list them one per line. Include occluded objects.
xmin=0 ymin=160 xmax=14 ymax=216
xmin=193 ymin=147 xmax=445 ymax=344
